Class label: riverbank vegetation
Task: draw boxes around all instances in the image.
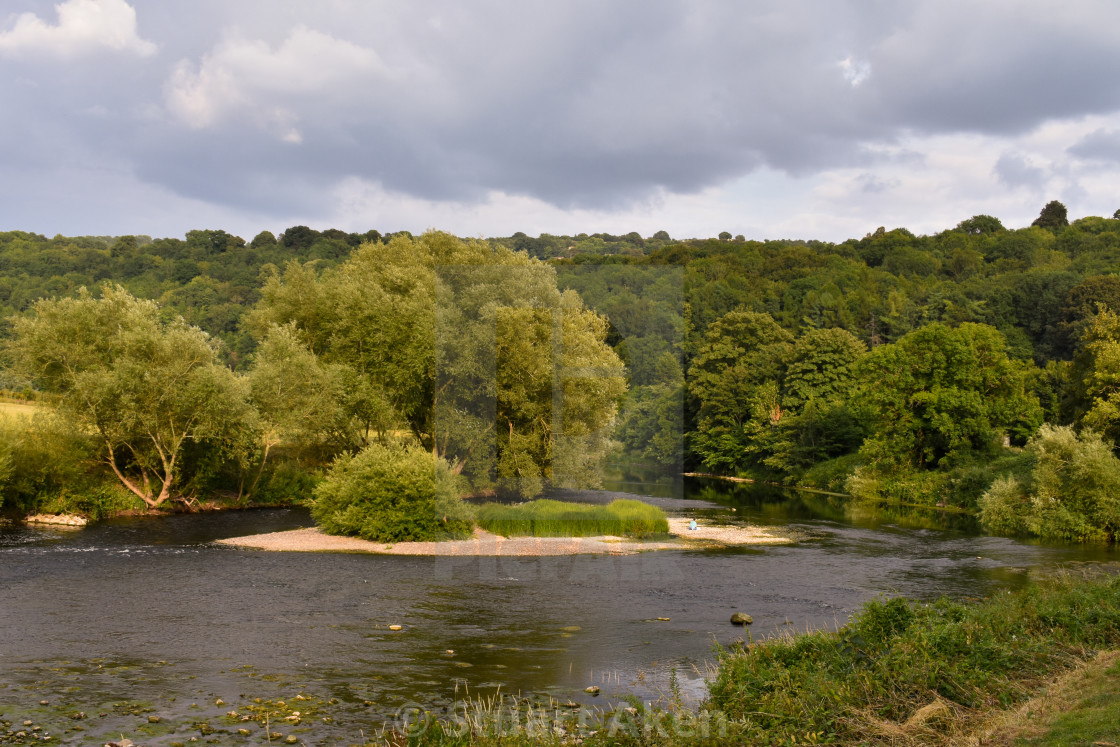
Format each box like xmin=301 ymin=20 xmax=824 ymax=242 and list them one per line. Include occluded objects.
xmin=0 ymin=232 xmax=626 ymax=535
xmin=5 ymin=203 xmax=1120 ymax=541
xmin=476 ymin=498 xmax=668 ymax=538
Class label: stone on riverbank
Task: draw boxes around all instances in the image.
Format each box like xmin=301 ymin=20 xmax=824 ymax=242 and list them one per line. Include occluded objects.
xmin=26 ymin=513 xmax=87 ymax=527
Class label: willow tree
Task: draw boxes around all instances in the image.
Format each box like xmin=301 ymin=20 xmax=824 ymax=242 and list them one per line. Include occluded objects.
xmin=8 ymin=285 xmax=252 ymax=507
xmin=249 ymin=231 xmax=626 ymax=495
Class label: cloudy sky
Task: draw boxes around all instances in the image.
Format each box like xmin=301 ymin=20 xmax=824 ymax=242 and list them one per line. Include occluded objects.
xmin=2 ymin=0 xmax=1120 ymax=243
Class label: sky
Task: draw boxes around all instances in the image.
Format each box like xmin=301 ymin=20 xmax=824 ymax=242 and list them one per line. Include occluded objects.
xmin=2 ymin=0 xmax=1120 ymax=244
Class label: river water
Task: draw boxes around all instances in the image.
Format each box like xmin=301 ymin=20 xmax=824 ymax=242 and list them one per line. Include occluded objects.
xmin=1 ymin=476 xmax=1116 ymax=744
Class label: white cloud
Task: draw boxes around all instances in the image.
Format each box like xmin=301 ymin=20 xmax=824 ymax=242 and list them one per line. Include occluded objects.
xmin=164 ymin=25 xmax=389 ymax=134
xmin=0 ymin=0 xmax=156 ymax=59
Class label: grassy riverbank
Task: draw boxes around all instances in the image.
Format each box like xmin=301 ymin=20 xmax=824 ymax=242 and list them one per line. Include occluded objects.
xmin=475 ymin=499 xmax=669 ymax=538
xmin=381 ymin=569 xmax=1120 ymax=746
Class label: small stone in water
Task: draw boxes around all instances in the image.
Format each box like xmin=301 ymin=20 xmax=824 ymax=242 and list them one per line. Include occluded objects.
xmin=148 ymin=715 xmax=161 ymax=723
xmin=585 ymin=686 xmax=600 ymax=695
xmin=730 ymin=612 xmax=753 ymax=625
xmin=39 ymin=700 xmax=49 ymax=705
xmin=388 ymin=625 xmax=403 ymax=631
xmin=238 ymin=729 xmax=251 ymax=736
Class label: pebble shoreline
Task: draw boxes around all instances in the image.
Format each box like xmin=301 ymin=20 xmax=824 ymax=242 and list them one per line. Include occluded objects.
xmin=214 ymin=517 xmax=791 ymax=556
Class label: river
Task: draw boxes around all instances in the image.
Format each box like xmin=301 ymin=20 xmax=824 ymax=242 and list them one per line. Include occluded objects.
xmin=0 ymin=476 xmax=1116 ymax=744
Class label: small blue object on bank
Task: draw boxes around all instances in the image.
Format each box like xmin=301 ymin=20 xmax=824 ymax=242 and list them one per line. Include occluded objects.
xmin=689 ymin=520 xmax=697 ymax=531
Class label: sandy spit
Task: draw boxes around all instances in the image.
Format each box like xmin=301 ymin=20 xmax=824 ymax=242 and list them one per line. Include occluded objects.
xmin=214 ymin=517 xmax=790 ymax=556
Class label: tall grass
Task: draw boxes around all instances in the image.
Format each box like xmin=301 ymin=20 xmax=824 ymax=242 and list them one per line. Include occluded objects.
xmin=707 ymin=570 xmax=1120 ymax=744
xmin=476 ymin=499 xmax=668 ymax=538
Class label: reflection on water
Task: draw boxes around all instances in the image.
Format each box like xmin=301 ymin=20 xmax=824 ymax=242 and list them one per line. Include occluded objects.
xmin=1 ymin=480 xmax=1117 ymax=742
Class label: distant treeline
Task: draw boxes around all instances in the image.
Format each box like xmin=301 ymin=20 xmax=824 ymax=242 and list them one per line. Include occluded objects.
xmin=6 ymin=201 xmax=1120 ymax=540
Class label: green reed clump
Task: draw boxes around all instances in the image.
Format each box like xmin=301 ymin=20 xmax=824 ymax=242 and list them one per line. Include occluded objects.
xmin=707 ymin=570 xmax=1120 ymax=744
xmin=476 ymin=499 xmax=668 ymax=538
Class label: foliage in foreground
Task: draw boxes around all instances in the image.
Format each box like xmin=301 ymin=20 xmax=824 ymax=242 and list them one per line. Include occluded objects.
xmin=311 ymin=441 xmax=474 ymax=542
xmin=979 ymin=424 xmax=1120 ymax=541
xmin=475 ymin=498 xmax=669 ymax=538
xmin=707 ymin=571 xmax=1120 ymax=745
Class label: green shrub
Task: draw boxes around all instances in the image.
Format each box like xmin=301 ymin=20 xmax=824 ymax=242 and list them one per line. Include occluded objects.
xmin=38 ymin=482 xmax=145 ymax=520
xmin=944 ymin=452 xmax=1031 ymax=510
xmin=980 ymin=424 xmax=1120 ymax=541
xmin=844 ymin=451 xmax=1032 ymax=512
xmin=0 ymin=414 xmax=100 ymax=516
xmin=252 ymin=459 xmax=320 ymax=506
xmin=476 ymin=498 xmax=668 ymax=537
xmin=799 ymin=452 xmax=863 ymax=492
xmin=311 ymin=442 xmax=473 ymax=542
xmin=845 ymin=465 xmax=950 ymax=506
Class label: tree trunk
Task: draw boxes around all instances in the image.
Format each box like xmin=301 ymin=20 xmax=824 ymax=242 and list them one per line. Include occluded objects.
xmin=106 ymin=447 xmax=157 ymax=507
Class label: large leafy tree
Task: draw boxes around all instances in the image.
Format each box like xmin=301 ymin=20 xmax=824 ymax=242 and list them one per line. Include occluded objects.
xmin=250 ymin=232 xmax=626 ymax=495
xmin=1032 ymin=200 xmax=1070 ymax=231
xmin=7 ymin=285 xmax=252 ymax=507
xmin=1070 ymin=307 xmax=1120 ymax=443
xmin=955 ymin=214 xmax=1005 ymax=235
xmin=857 ymin=322 xmax=1042 ymax=469
xmin=247 ymin=323 xmax=354 ymax=464
xmin=688 ymin=310 xmax=793 ymax=472
xmin=763 ymin=328 xmax=869 ymax=473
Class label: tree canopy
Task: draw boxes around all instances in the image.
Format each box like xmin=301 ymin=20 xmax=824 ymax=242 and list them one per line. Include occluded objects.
xmin=857 ymin=322 xmax=1041 ymax=469
xmin=7 ymin=285 xmax=251 ymax=506
xmin=7 ymin=205 xmax=1120 ymax=536
xmin=1032 ymin=200 xmax=1070 ymax=231
xmin=248 ymin=231 xmax=626 ymax=495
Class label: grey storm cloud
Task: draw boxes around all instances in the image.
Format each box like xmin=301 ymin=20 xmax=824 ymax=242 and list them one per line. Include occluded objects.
xmin=1070 ymin=129 xmax=1120 ymax=163
xmin=3 ymin=0 xmax=1120 ymax=224
xmin=994 ymin=153 xmax=1048 ymax=191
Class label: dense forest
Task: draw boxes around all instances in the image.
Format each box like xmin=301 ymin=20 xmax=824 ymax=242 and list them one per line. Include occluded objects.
xmin=5 ymin=200 xmax=1120 ymax=541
